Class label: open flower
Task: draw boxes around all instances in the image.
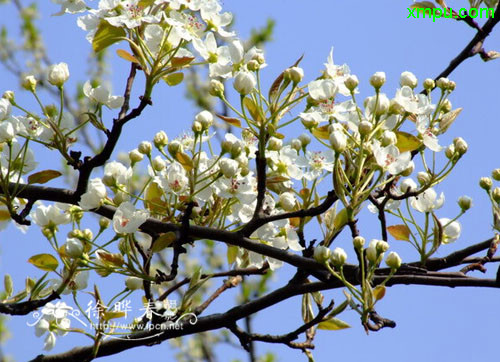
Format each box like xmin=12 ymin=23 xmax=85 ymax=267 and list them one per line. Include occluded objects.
xmin=113 ymin=201 xmax=149 ymax=234
xmin=439 ymin=217 xmax=461 ymax=243
xmin=411 ymin=188 xmax=445 ymax=213
xmin=83 ymin=81 xmax=125 ymax=109
xmin=372 ymin=140 xmax=411 ymax=175
xmin=79 ymin=178 xmax=107 ymax=210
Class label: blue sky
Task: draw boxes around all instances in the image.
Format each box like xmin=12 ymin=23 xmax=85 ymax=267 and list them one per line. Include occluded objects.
xmin=1 ymin=0 xmax=500 ymax=361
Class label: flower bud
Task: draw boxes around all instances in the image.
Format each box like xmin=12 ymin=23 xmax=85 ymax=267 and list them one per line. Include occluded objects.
xmin=436 ymin=77 xmax=450 ymax=90
xmin=381 ymin=130 xmax=397 ymax=146
xmin=2 ymin=91 xmax=15 ymax=103
xmin=457 ymin=196 xmax=472 ymax=211
xmin=385 ymin=251 xmax=402 ymax=270
xmin=330 ymin=247 xmax=347 ymax=267
xmin=448 ymin=81 xmax=456 ymax=91
xmin=423 ymin=78 xmax=435 ymax=91
xmin=233 ymin=71 xmax=256 ymax=95
xmin=247 ymin=59 xmax=260 ymax=71
xmin=298 ymin=134 xmax=311 ymax=147
xmin=284 ymin=66 xmax=304 ymax=83
xmin=492 ymin=169 xmax=500 ymax=181
xmin=400 ymin=71 xmax=417 ymax=89
xmin=154 ymin=130 xmax=168 ymax=149
xmin=453 ymin=137 xmax=467 ymax=156
xmin=329 ymin=130 xmax=347 ymax=153
xmin=445 ymin=144 xmax=455 ymax=159
xmin=195 ymin=110 xmax=213 ymax=129
xmin=479 ymin=177 xmax=493 ymax=191
xmin=230 ymin=143 xmax=242 ymax=158
xmin=209 ymin=79 xmax=225 ymax=97
xmin=290 ymin=138 xmax=302 ymax=151
xmin=82 ymin=228 xmax=93 ymax=241
xmin=493 ymin=187 xmax=500 ymax=203
xmin=22 ymin=75 xmax=37 ymax=92
xmin=65 ymin=238 xmax=84 ymax=258
xmin=221 ymin=140 xmax=233 ymax=154
xmin=301 ymin=117 xmax=319 ymax=130
xmin=389 ymin=99 xmax=405 ymax=115
xmin=369 ymin=71 xmax=386 ymax=89
xmin=268 ymin=137 xmax=283 ymax=151
xmin=279 ymin=192 xmax=296 ymax=212
xmin=129 ymin=149 xmax=144 ymax=164
xmin=99 ymin=217 xmax=110 ymax=230
xmin=441 ymin=99 xmax=452 ymax=113
xmin=376 ymin=240 xmax=390 ymax=253
xmin=44 ymin=104 xmax=58 ymax=118
xmin=47 ymin=62 xmax=70 ymax=87
xmin=138 ymin=141 xmax=152 ymax=155
xmin=344 ymin=75 xmax=359 ymax=92
xmin=401 ymin=161 xmax=415 ymax=177
xmin=353 ymin=236 xmax=365 ymax=249
xmin=192 ymin=120 xmax=203 ymax=133
xmin=152 ymin=156 xmax=166 ymax=171
xmin=313 ymin=245 xmax=331 ymax=264
xmin=358 ymin=120 xmax=373 ymax=137
xmin=167 ymin=140 xmax=183 ymax=156
xmin=400 ymin=178 xmax=417 ymax=193
xmin=125 ymin=276 xmax=143 ymax=291
xmin=219 ymin=158 xmax=239 ymax=178
xmin=417 ymin=171 xmax=431 ymax=185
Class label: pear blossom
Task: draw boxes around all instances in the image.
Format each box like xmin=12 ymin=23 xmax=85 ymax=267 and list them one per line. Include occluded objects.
xmin=39 ymin=112 xmax=75 ymax=143
xmin=308 ymin=79 xmax=337 ymax=101
xmin=78 ymin=178 xmax=107 ymax=210
xmin=279 ymin=192 xmax=296 ymax=212
xmin=35 ymin=302 xmax=72 ymax=350
xmin=394 ymin=86 xmax=433 ymax=115
xmin=439 ymin=217 xmax=461 ymax=243
xmin=113 ymin=201 xmax=149 ymax=234
xmin=324 ymin=47 xmax=352 ymax=96
xmin=410 ymin=188 xmax=445 ymax=213
xmin=83 ymin=81 xmax=124 ymax=109
xmin=165 ymin=11 xmax=205 ymax=42
xmin=217 ymin=174 xmax=256 ymax=204
xmin=233 ymin=71 xmax=256 ymax=95
xmin=103 ymin=161 xmax=132 ymax=186
xmin=416 ymin=116 xmax=442 ymax=152
xmin=47 ymin=63 xmax=70 ymax=87
xmin=52 ymin=0 xmax=87 ymax=15
xmin=0 ymin=121 xmax=15 ymax=143
xmin=105 ymin=0 xmax=161 ymax=29
xmin=372 ymin=140 xmax=411 ymax=175
xmin=0 ymin=98 xmax=11 ymax=120
xmin=296 ymin=150 xmax=335 ymax=181
xmin=267 ymin=145 xmax=303 ymax=180
xmin=192 ymin=32 xmax=232 ymax=78
xmin=199 ymin=2 xmax=235 ymax=37
xmin=161 ymin=162 xmax=189 ymax=195
xmin=31 ymin=203 xmax=71 ymax=229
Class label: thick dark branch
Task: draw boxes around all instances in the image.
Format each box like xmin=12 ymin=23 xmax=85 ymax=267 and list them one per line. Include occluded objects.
xmin=0 ymin=291 xmax=59 ymax=316
xmin=228 ymin=300 xmax=333 ymax=351
xmin=241 ymin=190 xmax=338 ymax=236
xmin=430 ymin=3 xmax=500 ymax=83
xmin=75 ymin=63 xmax=151 ymax=196
xmin=412 ymin=237 xmax=495 ymax=271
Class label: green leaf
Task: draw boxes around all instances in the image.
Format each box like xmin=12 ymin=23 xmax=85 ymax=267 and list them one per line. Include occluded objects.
xmin=138 ymin=0 xmax=155 ymax=7
xmin=152 ymin=232 xmax=176 ymax=253
xmin=216 ymin=114 xmax=242 ymax=128
xmin=4 ymin=274 xmax=12 ymax=298
xmin=92 ymin=20 xmax=126 ymax=53
xmin=28 ymin=170 xmax=62 ymax=185
xmin=395 ymin=131 xmax=421 ymax=152
xmin=327 ymin=299 xmax=348 ymax=318
xmin=387 ymin=224 xmax=411 ymax=241
xmin=318 ymin=317 xmax=351 ymax=330
xmin=243 ymin=97 xmax=265 ymax=124
xmin=116 ymin=49 xmax=140 ymax=64
xmin=227 ymin=245 xmax=238 ymax=265
xmin=333 ymin=208 xmax=348 ymax=230
xmin=312 ymin=125 xmax=330 ymax=140
xmin=28 ymin=254 xmax=59 ymax=272
xmin=175 ymin=152 xmax=193 ymax=172
xmin=163 ymin=72 xmax=184 ymax=86
xmin=171 ymin=56 xmax=195 ymax=67
xmin=439 ymin=108 xmax=462 ymax=134
xmin=373 ymin=285 xmax=386 ymax=301
xmin=410 ymin=1 xmax=437 ymax=9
